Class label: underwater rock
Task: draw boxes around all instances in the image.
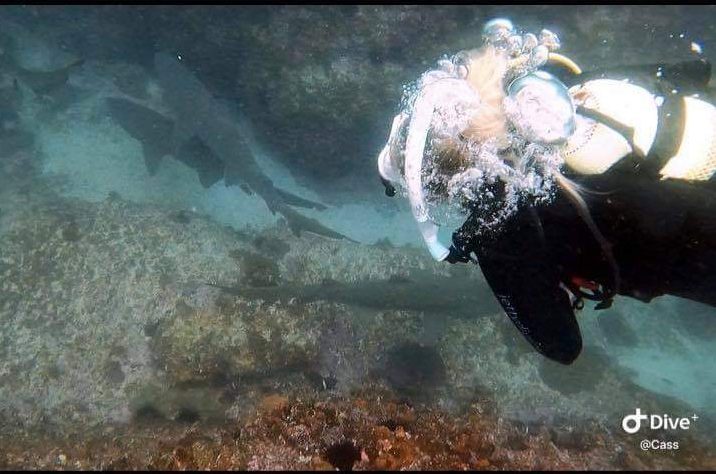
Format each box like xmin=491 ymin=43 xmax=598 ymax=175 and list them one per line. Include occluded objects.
xmin=538 ymin=346 xmax=610 ymax=395
xmin=372 ymin=237 xmax=395 ymax=250
xmin=596 ymin=310 xmax=639 ymax=347
xmin=548 ymin=424 xmax=597 ymax=452
xmin=148 ymin=282 xmax=329 ymax=390
xmin=259 ymin=393 xmax=289 ymax=414
xmin=104 ymin=360 xmax=125 ymax=385
xmin=131 ymin=403 xmax=165 ymax=424
xmin=0 ymin=81 xmax=22 ymax=135
xmin=251 ymin=233 xmax=291 ymax=259
xmin=128 ymin=383 xmax=228 ymax=427
xmin=230 ymin=249 xmax=281 ymax=287
xmin=313 ymin=313 xmax=365 ymax=393
xmin=174 ymin=406 xmax=201 ymax=424
xmin=150 ymin=298 xmax=250 ymax=385
xmin=671 ymin=299 xmax=716 ymax=341
xmin=324 ymin=440 xmax=363 ymax=471
xmin=494 ymin=312 xmax=535 ymax=364
xmin=0 ymin=80 xmax=35 ymax=170
xmin=60 ymin=219 xmax=81 ymax=242
xmin=379 ymin=342 xmax=447 ymax=398
xmin=169 ymin=209 xmax=192 ymax=225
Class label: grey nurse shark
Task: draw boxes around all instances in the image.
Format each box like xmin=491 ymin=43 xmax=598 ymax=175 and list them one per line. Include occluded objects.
xmin=107 ymin=51 xmax=354 ymax=242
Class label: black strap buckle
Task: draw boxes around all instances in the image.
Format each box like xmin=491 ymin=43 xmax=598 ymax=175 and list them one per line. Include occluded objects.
xmin=380 ymin=176 xmax=396 ymax=197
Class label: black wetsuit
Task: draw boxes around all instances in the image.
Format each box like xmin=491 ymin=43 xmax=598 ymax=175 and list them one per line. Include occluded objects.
xmin=450 ymin=60 xmax=716 ymax=364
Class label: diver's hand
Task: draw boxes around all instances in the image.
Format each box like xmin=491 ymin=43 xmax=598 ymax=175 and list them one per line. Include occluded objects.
xmin=444 ymin=245 xmax=472 ymax=264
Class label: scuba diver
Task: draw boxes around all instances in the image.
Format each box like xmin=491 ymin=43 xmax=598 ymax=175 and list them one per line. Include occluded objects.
xmin=377 ymin=18 xmax=716 ymax=364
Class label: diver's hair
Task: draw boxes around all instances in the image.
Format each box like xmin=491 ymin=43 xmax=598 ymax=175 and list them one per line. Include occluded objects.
xmin=428 ymin=137 xmax=471 ymax=197
xmin=462 ymin=45 xmax=509 ymax=145
xmin=554 ymin=172 xmax=620 ymax=296
xmin=431 ymin=45 xmax=511 ymax=181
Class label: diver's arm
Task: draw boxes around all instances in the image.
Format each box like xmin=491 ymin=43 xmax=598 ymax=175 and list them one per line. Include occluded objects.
xmin=415 ymin=219 xmax=476 ymax=263
xmin=416 ymin=219 xmax=450 ymax=261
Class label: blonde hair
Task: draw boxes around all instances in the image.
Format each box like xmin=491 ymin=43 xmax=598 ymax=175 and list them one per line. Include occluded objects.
xmin=431 ymin=45 xmax=510 ymax=174
xmin=462 ymin=45 xmax=510 ymax=145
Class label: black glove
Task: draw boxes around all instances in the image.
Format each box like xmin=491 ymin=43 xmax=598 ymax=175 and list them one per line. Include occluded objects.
xmin=444 ymin=244 xmax=472 ymax=264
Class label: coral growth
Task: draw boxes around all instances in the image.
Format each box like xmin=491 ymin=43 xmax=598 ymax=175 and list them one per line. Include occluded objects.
xmin=1 ymin=392 xmax=714 ymax=470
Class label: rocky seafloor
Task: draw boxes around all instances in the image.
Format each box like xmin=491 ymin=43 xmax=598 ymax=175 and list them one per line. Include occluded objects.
xmin=0 ymin=151 xmax=714 ymax=470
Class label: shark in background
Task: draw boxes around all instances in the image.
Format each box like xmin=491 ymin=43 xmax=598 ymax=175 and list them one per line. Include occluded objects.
xmin=0 ymin=23 xmax=86 ymax=157
xmin=0 ymin=22 xmax=86 ymax=112
xmin=107 ymin=51 xmax=356 ymax=242
xmin=210 ymin=269 xmax=500 ymax=317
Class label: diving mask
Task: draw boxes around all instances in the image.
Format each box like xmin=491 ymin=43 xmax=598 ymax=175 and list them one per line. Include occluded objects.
xmin=506 ymin=70 xmax=576 ymax=145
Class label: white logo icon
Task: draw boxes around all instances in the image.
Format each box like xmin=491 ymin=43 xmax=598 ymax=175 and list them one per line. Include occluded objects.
xmin=622 ymin=408 xmax=649 ymax=434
